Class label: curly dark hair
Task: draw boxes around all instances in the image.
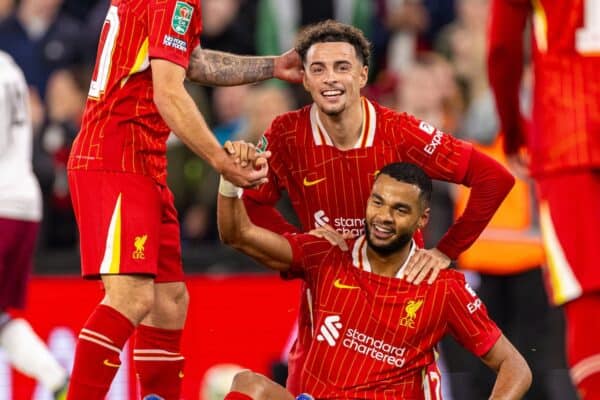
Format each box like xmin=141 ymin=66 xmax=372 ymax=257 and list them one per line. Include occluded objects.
xmin=295 ymin=20 xmax=371 ymax=68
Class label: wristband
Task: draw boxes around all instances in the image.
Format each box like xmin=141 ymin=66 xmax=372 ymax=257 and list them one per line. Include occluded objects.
xmin=218 ymin=176 xmax=243 ymax=198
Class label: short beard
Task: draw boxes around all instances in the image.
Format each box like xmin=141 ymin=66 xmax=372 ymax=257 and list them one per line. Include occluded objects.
xmin=365 ymin=225 xmax=413 ymax=256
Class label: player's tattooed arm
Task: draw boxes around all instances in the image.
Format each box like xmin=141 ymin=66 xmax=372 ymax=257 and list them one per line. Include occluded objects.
xmin=186 ymin=47 xmax=302 ymax=86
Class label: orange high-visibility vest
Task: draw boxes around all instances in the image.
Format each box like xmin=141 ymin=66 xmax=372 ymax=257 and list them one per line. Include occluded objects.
xmin=455 ymin=136 xmax=545 ymax=275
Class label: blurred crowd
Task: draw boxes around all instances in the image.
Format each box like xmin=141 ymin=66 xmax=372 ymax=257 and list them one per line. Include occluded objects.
xmin=0 ymin=0 xmax=516 ymax=270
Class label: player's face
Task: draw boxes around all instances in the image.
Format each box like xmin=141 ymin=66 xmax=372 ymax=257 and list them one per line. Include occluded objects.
xmin=365 ymin=174 xmax=429 ymax=255
xmin=302 ymin=42 xmax=368 ymax=117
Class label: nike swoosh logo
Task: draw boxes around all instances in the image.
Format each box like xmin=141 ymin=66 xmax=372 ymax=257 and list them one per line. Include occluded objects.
xmin=334 ymin=278 xmax=360 ymax=290
xmin=303 ymin=177 xmax=326 ymax=186
xmin=103 ymin=359 xmax=120 ymax=368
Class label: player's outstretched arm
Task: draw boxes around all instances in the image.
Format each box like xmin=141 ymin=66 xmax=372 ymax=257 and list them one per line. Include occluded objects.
xmin=151 ymin=59 xmax=268 ymax=187
xmin=217 ymin=177 xmax=293 ymax=271
xmin=187 ymin=47 xmax=302 ymax=86
xmin=480 ymin=334 xmax=532 ymax=399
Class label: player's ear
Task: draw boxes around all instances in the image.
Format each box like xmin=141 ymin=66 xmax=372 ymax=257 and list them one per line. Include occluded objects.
xmin=418 ymin=207 xmax=430 ymax=230
xmin=359 ymin=65 xmax=368 ymax=88
xmin=302 ymin=69 xmax=309 ymax=91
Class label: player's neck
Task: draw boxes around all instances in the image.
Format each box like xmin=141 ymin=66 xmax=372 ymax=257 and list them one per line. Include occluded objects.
xmin=366 ymin=243 xmax=412 ymax=278
xmin=318 ymin=101 xmax=363 ymax=150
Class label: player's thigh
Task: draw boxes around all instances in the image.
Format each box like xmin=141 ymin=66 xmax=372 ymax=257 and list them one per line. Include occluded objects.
xmin=68 ymin=170 xmax=163 ymax=278
xmin=537 ymin=171 xmax=600 ymax=304
xmin=155 ymin=186 xmax=184 ymax=283
xmin=0 ymin=218 xmax=38 ymax=310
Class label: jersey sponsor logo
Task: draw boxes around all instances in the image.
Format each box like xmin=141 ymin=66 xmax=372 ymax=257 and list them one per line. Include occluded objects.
xmin=333 ymin=278 xmax=360 ymax=290
xmin=464 ymin=283 xmax=482 ymax=314
xmin=344 ymin=328 xmax=407 ymax=368
xmin=419 ymin=121 xmax=435 ymax=135
xmin=132 ymin=234 xmax=148 ymax=260
xmin=163 ymin=35 xmax=188 ymax=51
xmin=316 ymin=315 xmax=342 ymax=346
xmin=103 ymin=359 xmax=120 ymax=368
xmin=171 ymin=1 xmax=194 ymax=35
xmin=399 ymin=299 xmax=424 ymax=329
xmin=424 ymin=131 xmax=444 ymax=155
xmin=314 ymin=210 xmax=365 ymax=236
xmin=303 ymin=176 xmax=326 ymax=187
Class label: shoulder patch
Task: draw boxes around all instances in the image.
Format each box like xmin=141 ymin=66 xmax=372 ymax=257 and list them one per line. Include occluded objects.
xmin=171 ymin=1 xmax=194 ymax=35
xmin=256 ymin=135 xmax=268 ymax=153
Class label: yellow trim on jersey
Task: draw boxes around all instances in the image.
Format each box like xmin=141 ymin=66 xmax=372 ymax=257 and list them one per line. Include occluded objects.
xmin=531 ymin=0 xmax=548 ymax=53
xmin=539 ymin=202 xmax=581 ymax=305
xmin=100 ymin=194 xmax=122 ymax=274
xmin=121 ymin=38 xmax=149 ymax=88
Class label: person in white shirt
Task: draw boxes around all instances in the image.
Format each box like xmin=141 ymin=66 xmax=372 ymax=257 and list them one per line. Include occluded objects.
xmin=0 ymin=50 xmax=69 ymax=399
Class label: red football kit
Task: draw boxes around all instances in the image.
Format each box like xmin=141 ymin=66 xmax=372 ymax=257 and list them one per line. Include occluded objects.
xmin=243 ymin=97 xmax=513 ymax=393
xmin=67 ymin=0 xmax=201 ymax=280
xmin=285 ymin=234 xmax=501 ymax=399
xmin=489 ymin=0 xmax=600 ymax=395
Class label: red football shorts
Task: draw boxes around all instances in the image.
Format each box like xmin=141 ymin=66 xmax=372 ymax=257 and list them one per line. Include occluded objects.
xmin=68 ymin=170 xmax=183 ymax=282
xmin=537 ymin=170 xmax=600 ymax=305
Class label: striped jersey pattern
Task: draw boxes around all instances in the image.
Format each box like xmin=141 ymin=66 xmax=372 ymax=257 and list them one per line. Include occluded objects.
xmin=526 ymin=0 xmax=600 ymax=173
xmin=67 ymin=0 xmax=202 ymax=184
xmin=243 ymin=98 xmax=473 ymax=394
xmin=244 ymin=98 xmax=472 ymax=237
xmin=284 ymin=234 xmax=501 ymax=399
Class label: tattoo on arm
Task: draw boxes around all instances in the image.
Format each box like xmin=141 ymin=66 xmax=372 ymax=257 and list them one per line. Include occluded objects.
xmin=187 ymin=47 xmax=275 ymax=86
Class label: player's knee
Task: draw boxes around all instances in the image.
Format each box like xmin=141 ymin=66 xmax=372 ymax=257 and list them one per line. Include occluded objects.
xmin=230 ymin=371 xmax=269 ymax=399
xmin=103 ymin=280 xmax=155 ymax=324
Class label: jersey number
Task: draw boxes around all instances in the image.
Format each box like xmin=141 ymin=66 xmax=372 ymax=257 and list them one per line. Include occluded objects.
xmin=89 ymin=5 xmax=120 ymax=98
xmin=576 ymin=0 xmax=600 ymax=54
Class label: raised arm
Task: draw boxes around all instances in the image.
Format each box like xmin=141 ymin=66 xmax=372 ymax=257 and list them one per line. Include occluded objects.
xmin=217 ymin=178 xmax=294 ymax=271
xmin=186 ymin=47 xmax=302 ymax=86
xmin=481 ymin=334 xmax=532 ymax=399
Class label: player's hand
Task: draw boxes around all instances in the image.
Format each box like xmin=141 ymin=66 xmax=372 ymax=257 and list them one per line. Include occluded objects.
xmin=217 ymin=152 xmax=270 ymax=188
xmin=274 ymin=49 xmax=303 ymax=84
xmin=308 ymin=224 xmax=349 ymax=251
xmin=224 ymin=140 xmax=272 ymax=169
xmin=402 ymin=248 xmax=451 ymax=285
xmin=506 ymin=151 xmax=530 ymax=181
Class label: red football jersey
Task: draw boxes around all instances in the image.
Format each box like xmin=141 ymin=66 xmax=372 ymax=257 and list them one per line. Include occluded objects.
xmin=243 ymin=97 xmax=474 ymax=393
xmin=489 ymin=0 xmax=600 ymax=175
xmin=244 ymin=98 xmax=472 ymax=236
xmin=285 ymin=234 xmax=501 ymax=399
xmin=68 ymin=0 xmax=202 ymax=184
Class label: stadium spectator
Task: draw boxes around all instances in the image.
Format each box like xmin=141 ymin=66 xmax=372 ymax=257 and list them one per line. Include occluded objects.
xmin=488 ymin=1 xmax=600 ymax=397
xmin=0 ymin=50 xmax=69 ymax=400
xmin=65 ymin=0 xmax=302 ymax=399
xmin=0 ymin=0 xmax=86 ymax=97
xmin=218 ymin=161 xmax=531 ymax=399
xmin=240 ymin=20 xmax=515 ymax=392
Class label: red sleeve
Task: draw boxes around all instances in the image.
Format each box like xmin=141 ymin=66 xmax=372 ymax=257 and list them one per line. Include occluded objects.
xmin=396 ymin=113 xmax=473 ymax=183
xmin=446 ymin=273 xmax=502 ymax=356
xmin=436 ymin=149 xmax=515 ymax=259
xmin=284 ymin=233 xmax=334 ymax=279
xmin=488 ymin=0 xmax=531 ymax=155
xmin=243 ymin=196 xmax=300 ymax=235
xmin=148 ymin=0 xmax=201 ymax=68
xmin=242 ymin=117 xmax=300 ymax=235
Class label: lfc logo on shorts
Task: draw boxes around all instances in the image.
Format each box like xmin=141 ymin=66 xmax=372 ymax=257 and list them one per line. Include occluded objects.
xmin=133 ymin=234 xmax=148 ymax=260
xmin=399 ymin=299 xmax=424 ymax=329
